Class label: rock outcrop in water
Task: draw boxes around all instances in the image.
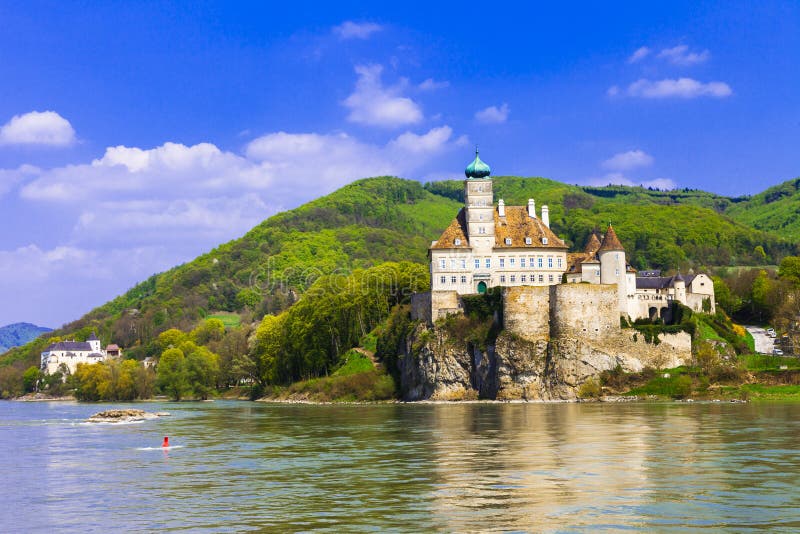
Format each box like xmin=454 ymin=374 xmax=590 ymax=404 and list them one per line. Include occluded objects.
xmin=87 ymin=409 xmax=170 ymax=423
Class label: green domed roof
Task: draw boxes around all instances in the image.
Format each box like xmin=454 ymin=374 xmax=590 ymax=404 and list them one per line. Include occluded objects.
xmin=465 ymin=150 xmax=491 ymax=179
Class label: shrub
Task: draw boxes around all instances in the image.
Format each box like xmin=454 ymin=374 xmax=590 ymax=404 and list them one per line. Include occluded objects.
xmin=578 ymin=377 xmax=602 ymax=399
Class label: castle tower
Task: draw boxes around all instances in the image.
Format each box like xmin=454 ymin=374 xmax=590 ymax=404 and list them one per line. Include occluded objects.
xmin=674 ymin=272 xmax=686 ymax=304
xmin=463 ymin=149 xmax=495 ymax=253
xmin=598 ymin=225 xmax=629 ymax=315
xmin=87 ymin=332 xmax=101 ymax=353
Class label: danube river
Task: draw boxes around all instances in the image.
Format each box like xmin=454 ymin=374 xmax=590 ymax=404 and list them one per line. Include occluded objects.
xmin=3 ymin=400 xmax=800 ymax=532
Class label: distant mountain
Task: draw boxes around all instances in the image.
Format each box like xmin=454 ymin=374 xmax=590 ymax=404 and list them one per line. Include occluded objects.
xmin=0 ymin=322 xmax=52 ymax=353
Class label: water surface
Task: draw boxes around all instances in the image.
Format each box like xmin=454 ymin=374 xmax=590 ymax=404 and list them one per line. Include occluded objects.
xmin=2 ymin=400 xmax=800 ymax=532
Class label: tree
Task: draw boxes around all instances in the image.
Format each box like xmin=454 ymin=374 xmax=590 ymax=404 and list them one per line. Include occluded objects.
xmin=158 ymin=328 xmax=188 ymax=350
xmin=157 ymin=348 xmax=189 ymax=400
xmin=22 ymin=366 xmax=41 ymax=393
xmin=191 ymin=318 xmax=225 ymax=345
xmin=778 ymin=256 xmax=800 ymax=287
xmin=182 ymin=342 xmax=219 ymax=400
xmin=712 ymin=276 xmax=742 ymax=315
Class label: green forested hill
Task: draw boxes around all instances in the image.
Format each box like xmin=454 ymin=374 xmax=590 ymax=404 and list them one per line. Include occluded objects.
xmin=723 ymin=178 xmax=800 ymax=240
xmin=1 ymin=175 xmax=797 ymax=373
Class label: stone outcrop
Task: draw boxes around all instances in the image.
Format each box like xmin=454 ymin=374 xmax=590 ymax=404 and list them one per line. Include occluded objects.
xmin=87 ymin=409 xmax=170 ymax=423
xmin=399 ymin=325 xmax=691 ymax=401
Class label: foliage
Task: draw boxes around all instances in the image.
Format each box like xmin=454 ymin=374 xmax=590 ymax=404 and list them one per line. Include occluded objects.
xmin=577 ymin=377 xmax=601 ymax=399
xmin=250 ymin=262 xmax=428 ymax=386
xmin=156 ymin=341 xmax=220 ymax=400
xmin=278 ymin=369 xmax=396 ymax=402
xmin=334 ymin=350 xmax=376 ymax=377
xmin=71 ymin=360 xmax=155 ymax=401
xmin=22 ymin=366 xmax=40 ymax=393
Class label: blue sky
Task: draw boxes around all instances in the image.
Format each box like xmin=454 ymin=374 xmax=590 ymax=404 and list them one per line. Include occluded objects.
xmin=0 ymin=1 xmax=798 ymax=327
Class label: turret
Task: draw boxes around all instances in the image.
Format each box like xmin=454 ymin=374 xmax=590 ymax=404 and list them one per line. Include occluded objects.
xmin=463 ymin=149 xmax=494 ymax=253
xmin=598 ymin=225 xmax=629 ymax=315
xmin=87 ymin=332 xmax=101 ymax=353
xmin=674 ymin=272 xmax=686 ymax=304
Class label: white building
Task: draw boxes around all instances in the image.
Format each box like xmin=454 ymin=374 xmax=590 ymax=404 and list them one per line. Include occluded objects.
xmin=40 ymin=332 xmax=109 ymax=375
xmin=430 ymin=151 xmax=569 ymax=296
xmin=427 ymin=151 xmax=716 ymax=321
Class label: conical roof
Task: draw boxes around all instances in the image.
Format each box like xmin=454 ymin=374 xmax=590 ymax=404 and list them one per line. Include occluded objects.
xmin=465 ymin=149 xmax=491 ymax=179
xmin=87 ymin=332 xmax=99 ymax=341
xmin=598 ymin=225 xmax=625 ymax=252
xmin=584 ymin=232 xmax=601 ymax=255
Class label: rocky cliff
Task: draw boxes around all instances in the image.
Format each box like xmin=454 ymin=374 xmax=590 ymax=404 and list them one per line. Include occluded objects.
xmin=397 ymin=322 xmax=691 ymax=401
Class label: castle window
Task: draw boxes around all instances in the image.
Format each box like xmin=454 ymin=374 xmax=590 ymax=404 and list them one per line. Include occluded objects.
xmin=454 ymin=238 xmax=461 ymax=246
xmin=542 ymin=237 xmax=549 ymax=245
xmin=548 ymin=257 xmax=553 ymax=268
xmin=510 ymin=275 xmax=516 ymax=283
xmin=500 ymin=275 xmax=506 ymax=283
xmin=539 ymin=275 xmax=544 ymax=282
xmin=538 ymin=257 xmax=543 ymax=268
xmin=451 ymin=276 xmax=457 ymax=284
xmin=451 ymin=259 xmax=456 ymax=269
xmin=510 ymin=258 xmax=516 ymax=267
xmin=520 ymin=257 xmax=526 ymax=268
xmin=461 ymin=275 xmax=467 ymax=284
xmin=440 ymin=276 xmax=446 ymax=284
xmin=505 ymin=237 xmax=512 ymax=245
xmin=557 ymin=258 xmax=562 ymax=268
xmin=479 ymin=227 xmax=486 ymax=234
xmin=440 ymin=259 xmax=446 ymax=269
xmin=485 ymin=258 xmax=491 ymax=268
xmin=529 ymin=257 xmax=534 ymax=267
xmin=500 ymin=258 xmax=505 ymax=268
xmin=548 ymin=274 xmax=554 ymax=282
xmin=474 ymin=259 xmax=480 ymax=269
xmin=461 ymin=259 xmax=466 ymax=269
xmin=525 ymin=237 xmax=532 ymax=245
xmin=615 ymin=268 xmax=620 ymax=276
xmin=521 ymin=275 xmax=526 ymax=283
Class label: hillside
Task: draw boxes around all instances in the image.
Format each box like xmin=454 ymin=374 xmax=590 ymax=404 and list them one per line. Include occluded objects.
xmin=1 ymin=175 xmax=797 ymax=372
xmin=724 ymin=177 xmax=800 ymax=240
xmin=0 ymin=323 xmax=52 ymax=353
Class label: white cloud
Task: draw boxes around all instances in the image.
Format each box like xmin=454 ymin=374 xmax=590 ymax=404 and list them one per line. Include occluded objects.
xmin=333 ymin=21 xmax=383 ymax=40
xmin=0 ymin=164 xmax=39 ymax=196
xmin=474 ymin=103 xmax=510 ymax=124
xmin=8 ymin=125 xmax=465 ymax=325
xmin=586 ymin=172 xmax=676 ymax=190
xmin=0 ymin=111 xmax=76 ymax=147
xmin=658 ymin=45 xmax=710 ymax=66
xmin=343 ymin=64 xmax=423 ymax=127
xmin=623 ymin=78 xmax=732 ymax=99
xmin=602 ymin=150 xmax=654 ymax=171
xmin=418 ymin=78 xmax=449 ymax=91
xmin=628 ymin=46 xmax=651 ymax=63
xmin=606 ymin=85 xmax=620 ymax=97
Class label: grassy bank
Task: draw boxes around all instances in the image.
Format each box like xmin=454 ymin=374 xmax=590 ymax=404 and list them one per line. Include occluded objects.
xmin=259 ymin=350 xmax=396 ymax=403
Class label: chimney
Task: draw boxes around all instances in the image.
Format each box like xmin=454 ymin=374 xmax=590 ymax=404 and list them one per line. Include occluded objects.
xmin=498 ymin=199 xmax=505 ymax=217
xmin=527 ymin=198 xmax=536 ymax=218
xmin=541 ymin=205 xmax=550 ymax=228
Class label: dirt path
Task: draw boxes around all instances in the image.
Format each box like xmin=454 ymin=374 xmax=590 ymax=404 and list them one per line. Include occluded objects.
xmin=746 ymin=326 xmax=774 ymax=355
xmin=353 ymin=347 xmax=382 ymax=370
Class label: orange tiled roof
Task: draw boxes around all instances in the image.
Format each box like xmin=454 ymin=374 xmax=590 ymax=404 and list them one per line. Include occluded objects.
xmin=431 ymin=209 xmax=470 ymax=249
xmin=431 ymin=205 xmax=568 ymax=250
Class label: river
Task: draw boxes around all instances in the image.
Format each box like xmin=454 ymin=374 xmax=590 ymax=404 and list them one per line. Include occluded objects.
xmin=2 ymin=400 xmax=800 ymax=532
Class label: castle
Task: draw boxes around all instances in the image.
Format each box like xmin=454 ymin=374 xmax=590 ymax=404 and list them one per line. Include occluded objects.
xmin=414 ymin=151 xmax=715 ymax=324
xmin=40 ymin=332 xmax=121 ymax=375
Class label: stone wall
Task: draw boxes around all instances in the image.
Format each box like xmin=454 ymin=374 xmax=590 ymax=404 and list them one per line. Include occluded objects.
xmin=549 ymin=284 xmax=618 ymax=338
xmin=410 ymin=292 xmax=432 ymax=324
xmin=502 ymin=286 xmax=550 ymax=341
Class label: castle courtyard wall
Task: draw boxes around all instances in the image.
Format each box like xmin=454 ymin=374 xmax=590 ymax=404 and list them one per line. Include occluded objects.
xmin=502 ymin=286 xmax=551 ymax=341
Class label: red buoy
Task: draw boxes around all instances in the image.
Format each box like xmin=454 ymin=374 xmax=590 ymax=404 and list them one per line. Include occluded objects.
xmin=162 ymin=436 xmax=169 ymax=448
